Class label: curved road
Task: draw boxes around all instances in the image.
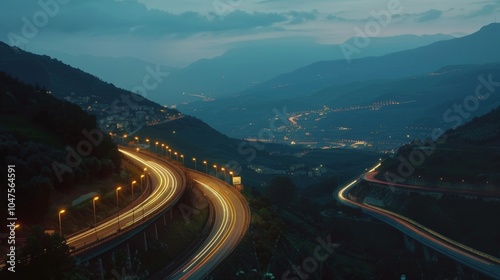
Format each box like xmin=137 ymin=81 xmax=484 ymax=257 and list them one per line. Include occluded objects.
xmin=163 ymin=170 xmax=251 ymax=280
xmin=66 ymin=148 xmax=186 ymax=251
xmin=334 ymin=163 xmax=500 ymax=279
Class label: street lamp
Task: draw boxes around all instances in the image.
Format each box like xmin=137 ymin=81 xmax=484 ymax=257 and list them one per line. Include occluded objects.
xmin=161 ymin=143 xmax=165 ymax=155
xmin=143 ymin=167 xmax=147 ymax=176
xmin=116 ymin=186 xmax=122 ymax=207
xmin=135 ymin=136 xmax=139 ymax=145
xmin=131 ymin=180 xmax=137 ymax=199
xmin=93 ymin=197 xmax=99 ymax=226
xmin=168 ymin=149 xmax=172 ymax=159
xmin=203 ymin=161 xmax=208 ymax=173
xmin=221 ymin=167 xmax=226 ymax=180
xmin=213 ymin=164 xmax=217 ymax=177
xmin=58 ymin=210 xmax=65 ymax=236
xmin=174 ymin=152 xmax=178 ymax=162
xmin=193 ymin=158 xmax=197 ymax=170
xmin=180 ymin=154 xmax=184 ymax=166
xmin=146 ymin=139 xmax=150 ymax=150
xmin=155 ymin=141 xmax=159 ymax=153
xmin=140 ymin=174 xmax=145 ymax=192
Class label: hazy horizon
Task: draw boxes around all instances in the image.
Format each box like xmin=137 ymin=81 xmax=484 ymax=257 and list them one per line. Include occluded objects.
xmin=1 ymin=0 xmax=499 ymax=67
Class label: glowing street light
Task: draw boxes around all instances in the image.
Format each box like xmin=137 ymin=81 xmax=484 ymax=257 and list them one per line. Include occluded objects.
xmin=143 ymin=167 xmax=147 ymax=175
xmin=140 ymin=174 xmax=145 ymax=192
xmin=58 ymin=209 xmax=65 ymax=236
xmin=155 ymin=141 xmax=159 ymax=153
xmin=174 ymin=152 xmax=178 ymax=162
xmin=135 ymin=136 xmax=139 ymax=145
xmin=131 ymin=180 xmax=137 ymax=199
xmin=221 ymin=167 xmax=226 ymax=180
xmin=203 ymin=161 xmax=208 ymax=173
xmin=116 ymin=186 xmax=122 ymax=207
xmin=193 ymin=158 xmax=197 ymax=170
xmin=180 ymin=154 xmax=184 ymax=166
xmin=213 ymin=164 xmax=217 ymax=176
xmin=92 ymin=196 xmax=99 ymax=226
xmin=146 ymin=139 xmax=150 ymax=150
xmin=161 ymin=143 xmax=165 ymax=155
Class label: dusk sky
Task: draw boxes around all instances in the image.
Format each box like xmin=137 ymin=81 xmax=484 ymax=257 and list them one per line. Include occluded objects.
xmin=1 ymin=0 xmax=499 ymax=66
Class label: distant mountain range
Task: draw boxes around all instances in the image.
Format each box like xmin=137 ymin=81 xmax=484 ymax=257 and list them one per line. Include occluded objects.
xmin=0 ymin=42 xmax=379 ymax=186
xmin=45 ymin=34 xmax=451 ymax=105
xmin=241 ymin=23 xmax=500 ymax=99
xmin=178 ymin=23 xmax=500 ymax=150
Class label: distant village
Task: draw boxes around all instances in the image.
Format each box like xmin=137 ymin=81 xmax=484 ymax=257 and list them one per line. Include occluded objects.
xmin=63 ymin=94 xmax=182 ymax=135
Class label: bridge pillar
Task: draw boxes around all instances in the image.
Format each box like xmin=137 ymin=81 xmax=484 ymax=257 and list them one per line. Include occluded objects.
xmin=144 ymin=231 xmax=148 ymax=252
xmin=403 ymin=234 xmax=415 ymax=253
xmin=422 ymin=245 xmax=438 ymax=263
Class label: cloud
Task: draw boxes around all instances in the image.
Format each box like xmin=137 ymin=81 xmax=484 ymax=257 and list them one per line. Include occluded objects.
xmin=416 ymin=9 xmax=443 ymax=22
xmin=0 ymin=0 xmax=299 ymax=38
xmin=285 ymin=10 xmax=319 ymax=24
xmin=464 ymin=4 xmax=500 ymax=18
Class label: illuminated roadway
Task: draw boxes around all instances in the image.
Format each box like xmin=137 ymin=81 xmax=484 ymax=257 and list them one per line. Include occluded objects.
xmin=334 ymin=163 xmax=500 ymax=279
xmin=66 ymin=148 xmax=186 ymax=253
xmin=160 ymin=170 xmax=251 ymax=280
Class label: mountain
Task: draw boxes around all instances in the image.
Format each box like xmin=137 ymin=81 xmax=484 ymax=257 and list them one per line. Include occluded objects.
xmin=242 ymin=23 xmax=500 ymax=99
xmin=147 ymin=34 xmax=451 ymax=105
xmin=0 ymin=71 xmax=120 ymax=222
xmin=43 ymin=51 xmax=179 ymax=95
xmin=178 ymin=24 xmax=500 ymax=148
xmin=0 ymin=42 xmax=380 ymax=187
xmin=179 ymin=63 xmax=500 ymax=151
xmin=0 ymin=42 xmax=181 ymax=134
xmin=379 ymin=103 xmax=500 ymax=186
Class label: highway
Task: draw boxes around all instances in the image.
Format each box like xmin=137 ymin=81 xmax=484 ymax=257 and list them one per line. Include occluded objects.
xmin=66 ymin=148 xmax=186 ymax=252
xmin=334 ymin=163 xmax=500 ymax=279
xmin=159 ymin=170 xmax=251 ymax=280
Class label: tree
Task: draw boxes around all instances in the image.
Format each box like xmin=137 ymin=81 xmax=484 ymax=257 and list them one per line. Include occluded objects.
xmin=265 ymin=176 xmax=296 ymax=210
xmin=15 ymin=226 xmax=75 ymax=280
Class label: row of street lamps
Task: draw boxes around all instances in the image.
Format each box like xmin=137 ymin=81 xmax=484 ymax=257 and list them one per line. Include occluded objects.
xmin=131 ymin=135 xmax=237 ymax=182
xmin=58 ymin=174 xmax=147 ymax=237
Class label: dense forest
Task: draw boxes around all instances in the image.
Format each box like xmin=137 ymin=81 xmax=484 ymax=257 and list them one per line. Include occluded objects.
xmin=0 ymin=71 xmax=120 ymax=222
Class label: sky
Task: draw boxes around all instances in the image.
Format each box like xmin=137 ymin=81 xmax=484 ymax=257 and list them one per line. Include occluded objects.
xmin=0 ymin=0 xmax=499 ymax=66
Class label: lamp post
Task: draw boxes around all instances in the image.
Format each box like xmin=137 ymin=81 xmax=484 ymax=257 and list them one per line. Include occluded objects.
xmin=131 ymin=180 xmax=137 ymax=199
xmin=203 ymin=161 xmax=207 ymax=173
xmin=93 ymin=196 xmax=99 ymax=226
xmin=221 ymin=167 xmax=226 ymax=180
xmin=146 ymin=139 xmax=150 ymax=150
xmin=116 ymin=186 xmax=122 ymax=207
xmin=180 ymin=154 xmax=184 ymax=166
xmin=155 ymin=141 xmax=159 ymax=153
xmin=193 ymin=158 xmax=197 ymax=170
xmin=140 ymin=174 xmax=145 ymax=192
xmin=135 ymin=136 xmax=139 ymax=145
xmin=174 ymin=152 xmax=178 ymax=162
xmin=168 ymin=149 xmax=172 ymax=159
xmin=116 ymin=186 xmax=122 ymax=230
xmin=161 ymin=143 xmax=165 ymax=155
xmin=143 ymin=167 xmax=147 ymax=176
xmin=213 ymin=164 xmax=217 ymax=177
xmin=58 ymin=210 xmax=65 ymax=236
